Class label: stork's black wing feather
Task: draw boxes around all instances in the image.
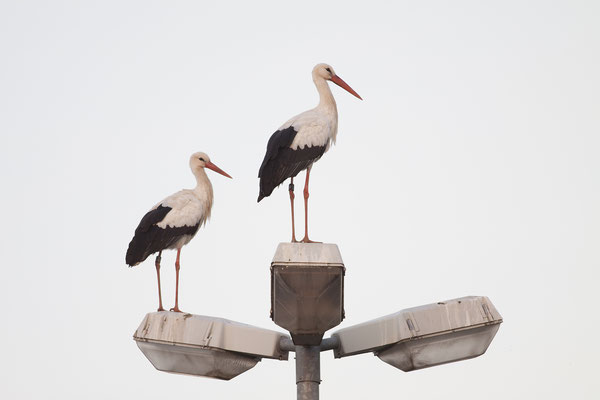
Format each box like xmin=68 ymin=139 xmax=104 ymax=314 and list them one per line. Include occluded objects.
xmin=134 ymin=205 xmax=172 ymax=234
xmin=126 ymin=205 xmax=172 ymax=266
xmin=258 ymin=126 xmax=298 ymax=178
xmin=258 ymin=127 xmax=326 ymax=201
xmin=126 ymin=205 xmax=200 ymax=266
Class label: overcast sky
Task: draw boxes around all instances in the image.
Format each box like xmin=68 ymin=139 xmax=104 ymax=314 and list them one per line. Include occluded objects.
xmin=1 ymin=1 xmax=599 ymax=399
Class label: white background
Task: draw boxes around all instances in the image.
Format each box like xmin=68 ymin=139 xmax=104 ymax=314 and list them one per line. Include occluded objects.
xmin=1 ymin=1 xmax=599 ymax=399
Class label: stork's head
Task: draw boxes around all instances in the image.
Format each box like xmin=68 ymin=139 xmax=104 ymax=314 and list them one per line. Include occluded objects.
xmin=190 ymin=152 xmax=232 ymax=178
xmin=312 ymin=63 xmax=362 ymax=100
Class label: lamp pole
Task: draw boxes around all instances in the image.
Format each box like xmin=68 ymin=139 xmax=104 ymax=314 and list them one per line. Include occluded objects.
xmin=295 ymin=345 xmax=320 ymax=400
xmin=280 ymin=337 xmax=340 ymax=400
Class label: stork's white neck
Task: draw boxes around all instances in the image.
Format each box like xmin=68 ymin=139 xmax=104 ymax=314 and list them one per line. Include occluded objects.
xmin=314 ymin=76 xmax=337 ymax=112
xmin=193 ymin=167 xmax=214 ymax=203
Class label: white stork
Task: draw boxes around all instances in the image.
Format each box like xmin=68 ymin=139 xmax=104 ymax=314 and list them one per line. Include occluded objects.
xmin=126 ymin=152 xmax=232 ymax=312
xmin=258 ymin=63 xmax=362 ymax=242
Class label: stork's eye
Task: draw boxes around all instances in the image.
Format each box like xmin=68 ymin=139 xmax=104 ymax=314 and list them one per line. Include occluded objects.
xmin=199 ymin=157 xmax=205 ymax=162
xmin=325 ymin=67 xmax=331 ymax=73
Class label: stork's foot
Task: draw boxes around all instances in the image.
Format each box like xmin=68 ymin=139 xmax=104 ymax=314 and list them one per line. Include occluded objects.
xmin=170 ymin=307 xmax=183 ymax=313
xmin=157 ymin=306 xmax=166 ymax=312
xmin=301 ymin=237 xmax=321 ymax=244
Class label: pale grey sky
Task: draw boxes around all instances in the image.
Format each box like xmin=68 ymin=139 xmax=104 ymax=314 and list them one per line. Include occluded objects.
xmin=1 ymin=1 xmax=599 ymax=399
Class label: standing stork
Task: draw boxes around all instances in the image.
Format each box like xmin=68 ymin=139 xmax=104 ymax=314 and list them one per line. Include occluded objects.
xmin=258 ymin=63 xmax=362 ymax=242
xmin=126 ymin=152 xmax=232 ymax=312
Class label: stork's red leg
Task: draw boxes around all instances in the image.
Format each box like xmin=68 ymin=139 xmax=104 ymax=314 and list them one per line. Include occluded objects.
xmin=155 ymin=251 xmax=165 ymax=311
xmin=289 ymin=177 xmax=298 ymax=242
xmin=302 ymin=166 xmax=320 ymax=243
xmin=170 ymin=248 xmax=183 ymax=313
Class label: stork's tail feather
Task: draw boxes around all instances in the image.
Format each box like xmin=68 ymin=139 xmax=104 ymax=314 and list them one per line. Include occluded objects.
xmin=257 ymin=191 xmax=268 ymax=202
xmin=257 ymin=185 xmax=275 ymax=203
xmin=126 ymin=237 xmax=150 ymax=267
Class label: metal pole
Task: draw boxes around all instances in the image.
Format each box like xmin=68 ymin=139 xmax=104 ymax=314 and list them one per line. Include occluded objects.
xmin=295 ymin=345 xmax=320 ymax=400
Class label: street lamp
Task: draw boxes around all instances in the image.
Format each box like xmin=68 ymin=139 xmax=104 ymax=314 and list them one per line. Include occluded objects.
xmin=133 ymin=312 xmax=288 ymax=380
xmin=133 ymin=243 xmax=503 ymax=398
xmin=270 ymin=243 xmax=345 ymax=345
xmin=332 ymin=296 xmax=502 ymax=371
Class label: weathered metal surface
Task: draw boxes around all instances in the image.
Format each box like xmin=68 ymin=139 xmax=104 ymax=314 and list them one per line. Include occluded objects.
xmin=332 ymin=296 xmax=503 ymax=368
xmin=377 ymin=323 xmax=501 ymax=371
xmin=133 ymin=312 xmax=289 ymax=379
xmin=136 ymin=340 xmax=259 ymax=380
xmin=272 ymin=242 xmax=344 ymax=266
xmin=134 ymin=311 xmax=289 ymax=360
xmin=296 ymin=346 xmax=321 ymax=400
xmin=271 ymin=243 xmax=345 ymax=345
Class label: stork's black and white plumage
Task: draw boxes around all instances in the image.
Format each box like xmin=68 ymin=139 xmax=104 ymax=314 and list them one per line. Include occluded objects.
xmin=126 ymin=152 xmax=232 ymax=312
xmin=258 ymin=63 xmax=362 ymax=242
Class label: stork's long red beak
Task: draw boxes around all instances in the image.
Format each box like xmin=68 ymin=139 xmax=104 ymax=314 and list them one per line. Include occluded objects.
xmin=330 ymin=75 xmax=362 ymax=100
xmin=205 ymin=161 xmax=232 ymax=179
